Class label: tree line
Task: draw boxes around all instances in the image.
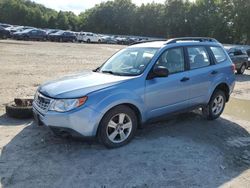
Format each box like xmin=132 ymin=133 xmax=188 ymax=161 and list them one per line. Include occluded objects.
xmin=0 ymin=0 xmax=249 ymax=44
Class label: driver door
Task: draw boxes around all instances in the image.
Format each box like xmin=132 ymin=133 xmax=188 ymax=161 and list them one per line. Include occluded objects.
xmin=145 ymin=47 xmax=190 ymax=119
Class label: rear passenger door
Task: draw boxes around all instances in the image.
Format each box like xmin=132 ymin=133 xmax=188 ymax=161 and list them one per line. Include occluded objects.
xmin=185 ymin=46 xmax=215 ymax=106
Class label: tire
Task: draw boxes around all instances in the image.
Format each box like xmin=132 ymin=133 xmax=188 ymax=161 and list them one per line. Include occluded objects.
xmin=237 ymin=63 xmax=246 ymax=74
xmin=202 ymin=90 xmax=226 ymax=120
xmin=2 ymin=34 xmax=7 ymax=39
xmin=5 ymin=102 xmax=33 ymax=119
xmin=87 ymin=39 xmax=90 ymax=43
xmin=98 ymin=105 xmax=138 ymax=148
xmin=98 ymin=39 xmax=101 ymax=43
xmin=24 ymin=36 xmax=29 ymax=41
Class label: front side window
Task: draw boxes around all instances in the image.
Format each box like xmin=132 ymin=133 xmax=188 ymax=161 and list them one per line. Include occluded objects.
xmin=210 ymin=46 xmax=227 ymax=63
xmin=187 ymin=46 xmax=210 ymax=69
xmin=99 ymin=48 xmax=159 ymax=76
xmin=155 ymin=48 xmax=185 ymax=74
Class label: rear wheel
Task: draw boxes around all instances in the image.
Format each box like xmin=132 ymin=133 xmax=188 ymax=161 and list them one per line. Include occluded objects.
xmin=98 ymin=105 xmax=137 ymax=148
xmin=202 ymin=90 xmax=226 ymax=120
xmin=237 ymin=63 xmax=246 ymax=74
xmin=2 ymin=34 xmax=7 ymax=39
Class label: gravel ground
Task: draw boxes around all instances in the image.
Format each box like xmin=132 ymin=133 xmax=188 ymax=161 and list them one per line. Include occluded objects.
xmin=0 ymin=40 xmax=249 ymax=188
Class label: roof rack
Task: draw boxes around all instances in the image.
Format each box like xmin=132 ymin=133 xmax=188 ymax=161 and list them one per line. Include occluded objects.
xmin=166 ymin=37 xmax=218 ymax=44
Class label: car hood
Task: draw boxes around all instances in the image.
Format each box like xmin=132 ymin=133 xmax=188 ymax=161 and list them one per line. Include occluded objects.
xmin=39 ymin=71 xmax=135 ymax=99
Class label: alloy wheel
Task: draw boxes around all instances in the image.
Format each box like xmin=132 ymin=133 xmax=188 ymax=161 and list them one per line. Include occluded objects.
xmin=106 ymin=113 xmax=132 ymax=143
xmin=212 ymin=95 xmax=224 ymax=115
xmin=241 ymin=64 xmax=246 ymax=73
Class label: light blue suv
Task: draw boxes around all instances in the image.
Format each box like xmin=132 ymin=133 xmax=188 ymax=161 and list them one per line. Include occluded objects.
xmin=33 ymin=37 xmax=235 ymax=148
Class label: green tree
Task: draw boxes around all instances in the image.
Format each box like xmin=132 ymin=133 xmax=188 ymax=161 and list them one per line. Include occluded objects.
xmin=56 ymin=11 xmax=69 ymax=30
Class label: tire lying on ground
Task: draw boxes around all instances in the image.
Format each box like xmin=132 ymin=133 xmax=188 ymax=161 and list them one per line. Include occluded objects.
xmin=5 ymin=99 xmax=33 ymax=119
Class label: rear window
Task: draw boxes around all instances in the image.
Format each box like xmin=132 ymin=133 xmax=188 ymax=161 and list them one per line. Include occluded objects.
xmin=210 ymin=46 xmax=227 ymax=63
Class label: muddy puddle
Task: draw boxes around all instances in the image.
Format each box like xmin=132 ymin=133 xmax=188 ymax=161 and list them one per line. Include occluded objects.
xmin=224 ymin=97 xmax=250 ymax=121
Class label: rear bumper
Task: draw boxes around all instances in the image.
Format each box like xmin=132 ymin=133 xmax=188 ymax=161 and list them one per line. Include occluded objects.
xmin=33 ymin=104 xmax=103 ymax=137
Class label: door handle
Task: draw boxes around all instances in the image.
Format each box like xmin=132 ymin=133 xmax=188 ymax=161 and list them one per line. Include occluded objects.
xmin=180 ymin=77 xmax=190 ymax=82
xmin=211 ymin=70 xmax=218 ymax=75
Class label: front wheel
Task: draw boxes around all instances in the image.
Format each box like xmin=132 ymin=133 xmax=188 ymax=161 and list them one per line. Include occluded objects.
xmin=98 ymin=105 xmax=137 ymax=148
xmin=202 ymin=90 xmax=226 ymax=120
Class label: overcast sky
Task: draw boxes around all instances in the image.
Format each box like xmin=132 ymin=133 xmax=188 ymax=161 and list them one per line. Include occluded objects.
xmin=32 ymin=0 xmax=166 ymax=14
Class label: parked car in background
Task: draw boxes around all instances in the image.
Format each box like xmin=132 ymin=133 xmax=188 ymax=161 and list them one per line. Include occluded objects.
xmin=224 ymin=45 xmax=248 ymax=74
xmin=244 ymin=46 xmax=250 ymax=69
xmin=100 ymin=36 xmax=118 ymax=44
xmin=115 ymin=37 xmax=137 ymax=45
xmin=13 ymin=28 xmax=47 ymax=41
xmin=80 ymin=32 xmax=101 ymax=43
xmin=116 ymin=36 xmax=127 ymax=45
xmin=6 ymin=26 xmax=34 ymax=34
xmin=76 ymin=32 xmax=86 ymax=43
xmin=33 ymin=37 xmax=235 ymax=148
xmin=45 ymin=29 xmax=59 ymax=35
xmin=0 ymin=23 xmax=12 ymax=28
xmin=0 ymin=26 xmax=10 ymax=39
xmin=48 ymin=30 xmax=76 ymax=42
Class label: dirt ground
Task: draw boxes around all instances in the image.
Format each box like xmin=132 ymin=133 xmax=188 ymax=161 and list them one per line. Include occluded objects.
xmin=0 ymin=40 xmax=249 ymax=188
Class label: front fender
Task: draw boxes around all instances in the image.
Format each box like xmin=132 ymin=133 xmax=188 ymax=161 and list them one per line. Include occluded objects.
xmin=86 ymin=88 xmax=146 ymax=124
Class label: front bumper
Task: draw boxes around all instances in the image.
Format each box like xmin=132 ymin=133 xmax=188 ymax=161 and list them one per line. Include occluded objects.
xmin=33 ymin=104 xmax=103 ymax=137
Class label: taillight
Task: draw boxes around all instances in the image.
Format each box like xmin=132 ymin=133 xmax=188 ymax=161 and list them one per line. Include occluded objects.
xmin=231 ymin=64 xmax=236 ymax=72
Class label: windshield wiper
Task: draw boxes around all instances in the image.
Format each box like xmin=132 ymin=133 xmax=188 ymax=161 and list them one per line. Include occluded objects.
xmin=92 ymin=67 xmax=100 ymax=72
xmin=101 ymin=70 xmax=121 ymax=75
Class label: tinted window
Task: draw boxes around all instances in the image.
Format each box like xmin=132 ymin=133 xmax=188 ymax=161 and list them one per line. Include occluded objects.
xmin=187 ymin=46 xmax=210 ymax=69
xmin=156 ymin=48 xmax=185 ymax=74
xmin=65 ymin=32 xmax=73 ymax=36
xmin=234 ymin=49 xmax=243 ymax=56
xmin=210 ymin=46 xmax=227 ymax=63
xmin=30 ymin=30 xmax=37 ymax=34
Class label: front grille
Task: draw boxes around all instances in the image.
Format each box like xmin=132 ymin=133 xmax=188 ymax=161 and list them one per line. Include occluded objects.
xmin=34 ymin=93 xmax=52 ymax=112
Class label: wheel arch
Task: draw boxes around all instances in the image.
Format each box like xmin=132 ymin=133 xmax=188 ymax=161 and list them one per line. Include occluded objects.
xmin=212 ymin=83 xmax=230 ymax=102
xmin=96 ymin=103 xmax=143 ymax=136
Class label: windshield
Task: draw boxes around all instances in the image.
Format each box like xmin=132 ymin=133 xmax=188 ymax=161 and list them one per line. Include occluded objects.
xmin=99 ymin=47 xmax=159 ymax=76
xmin=54 ymin=30 xmax=64 ymax=35
xmin=22 ymin=29 xmax=33 ymax=33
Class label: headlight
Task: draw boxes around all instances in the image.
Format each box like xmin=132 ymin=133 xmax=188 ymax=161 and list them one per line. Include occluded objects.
xmin=49 ymin=96 xmax=88 ymax=112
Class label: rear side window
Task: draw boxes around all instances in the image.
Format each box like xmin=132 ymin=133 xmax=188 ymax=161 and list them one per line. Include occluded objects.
xmin=210 ymin=46 xmax=227 ymax=63
xmin=187 ymin=46 xmax=210 ymax=69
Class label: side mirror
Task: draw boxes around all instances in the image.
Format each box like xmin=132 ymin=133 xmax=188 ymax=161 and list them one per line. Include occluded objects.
xmin=153 ymin=66 xmax=169 ymax=78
